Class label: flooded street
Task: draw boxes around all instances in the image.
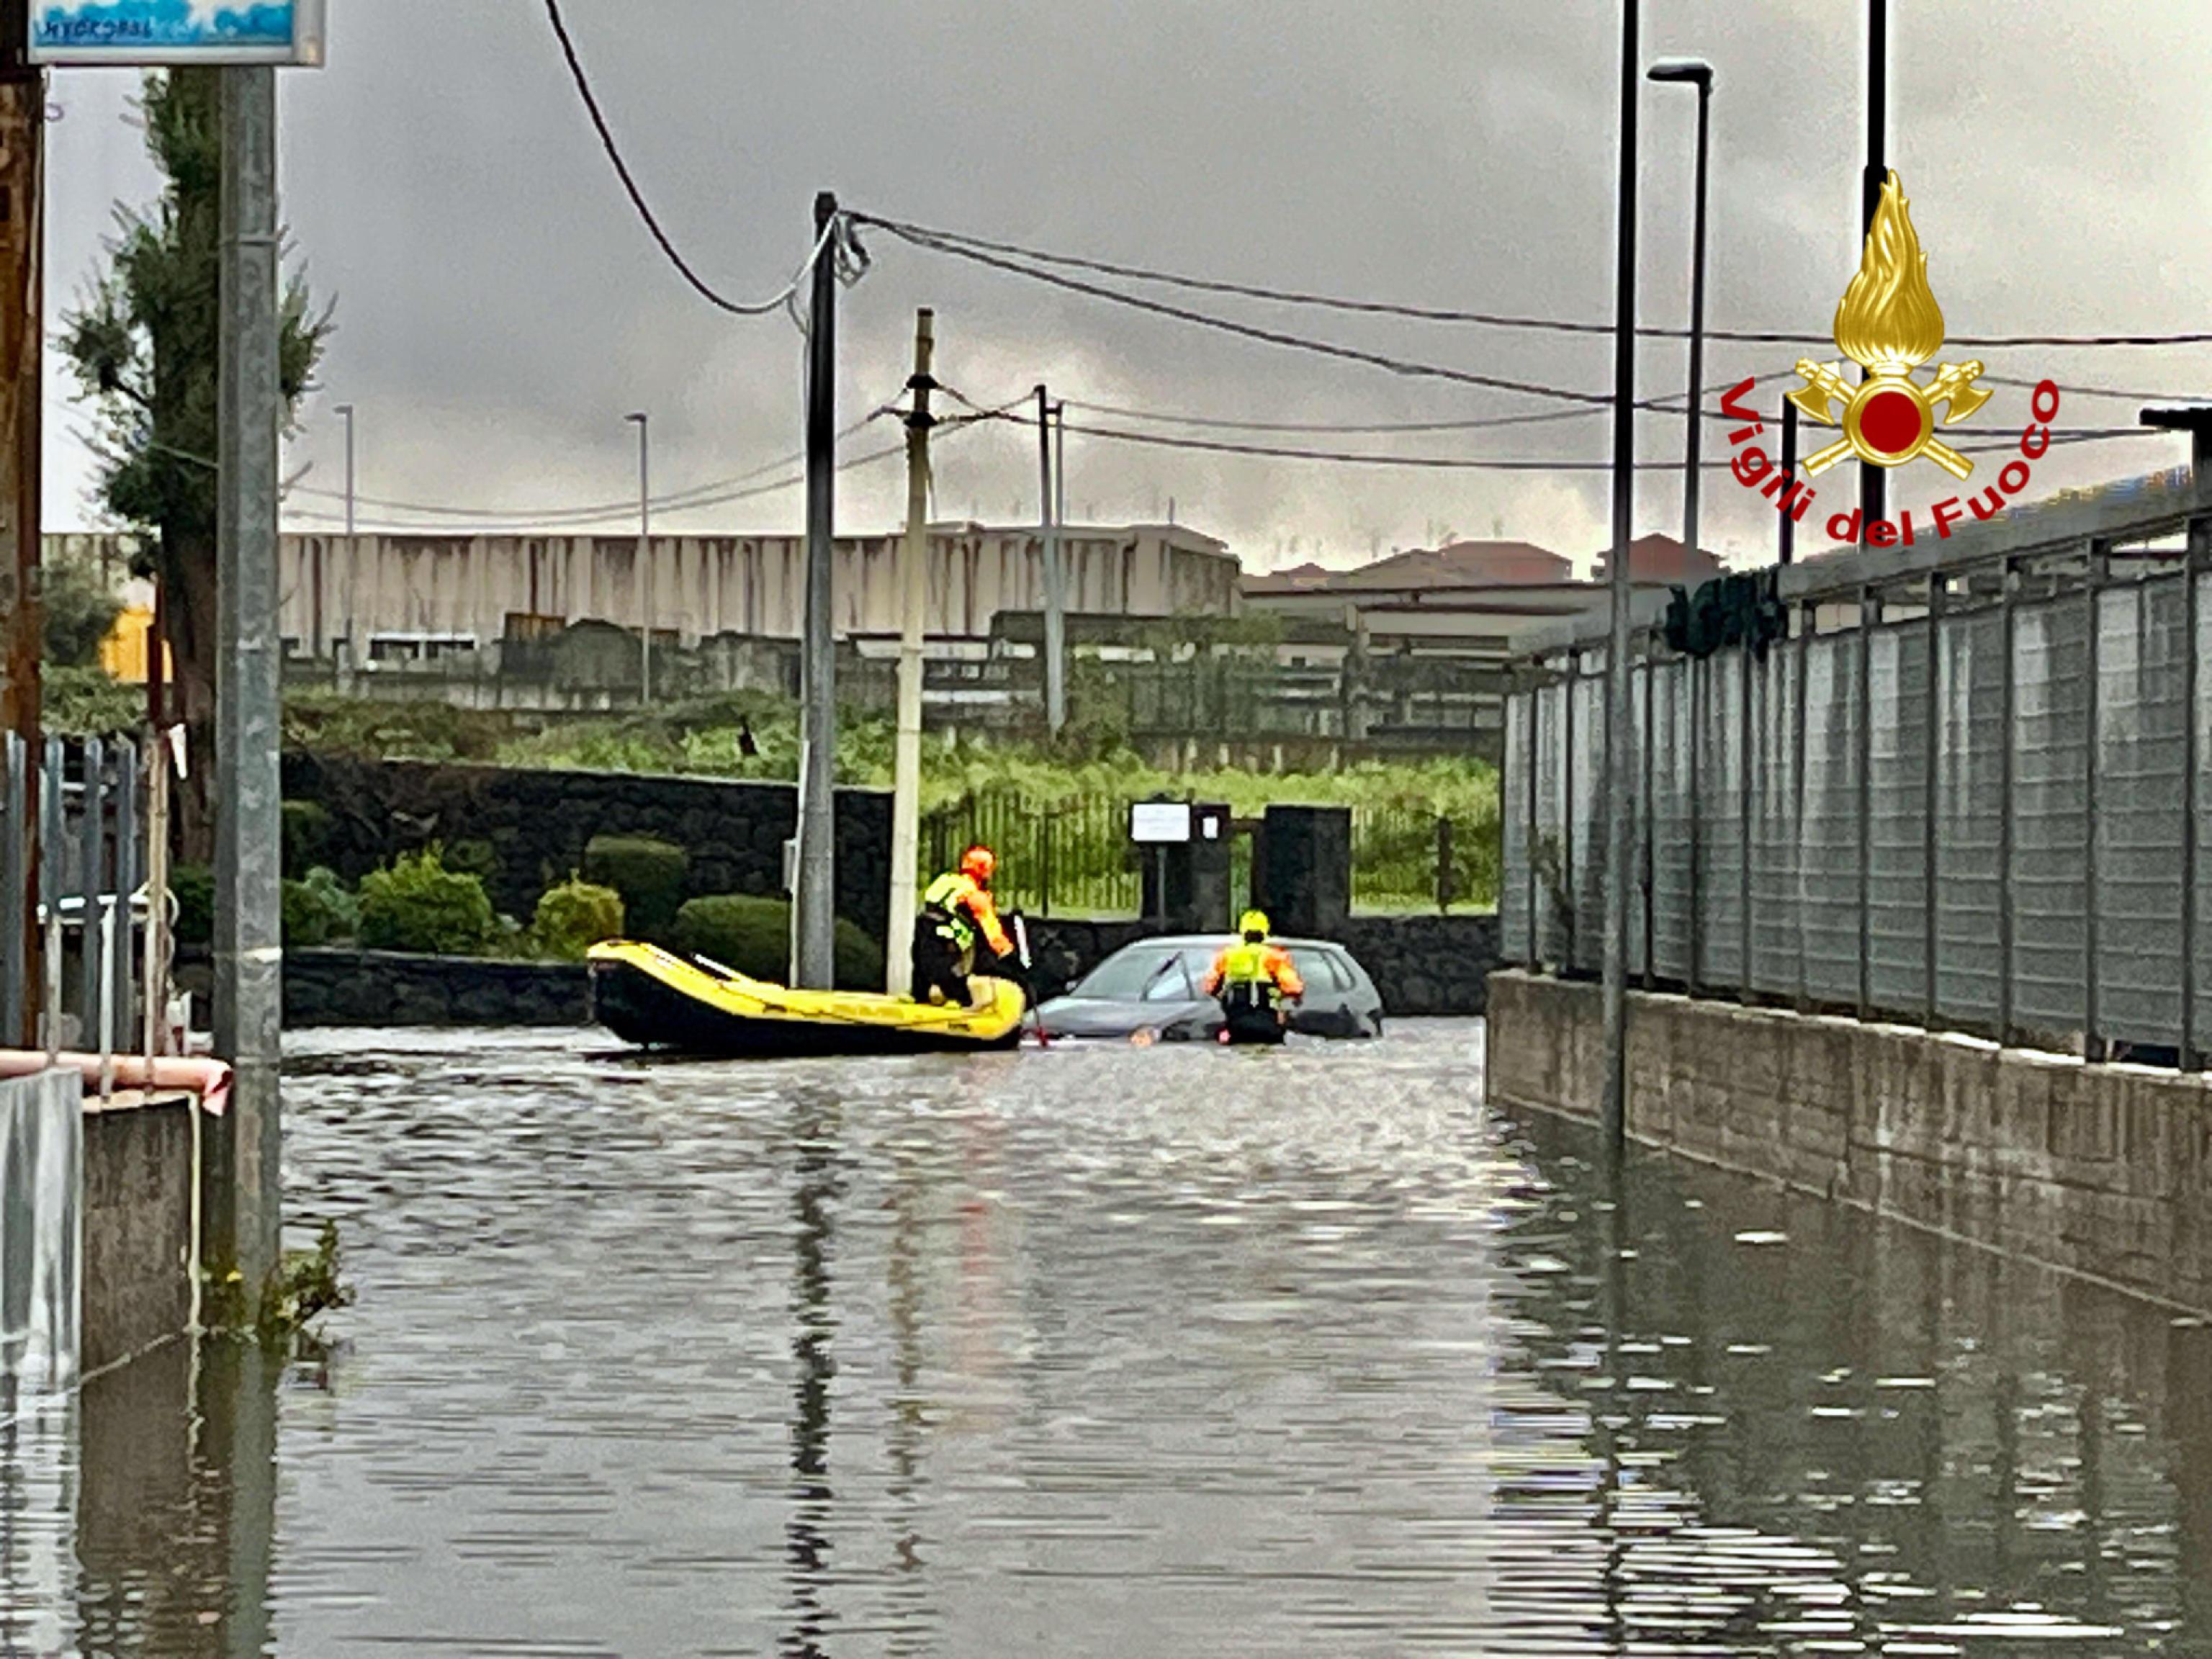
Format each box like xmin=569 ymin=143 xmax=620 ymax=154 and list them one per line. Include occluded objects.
xmin=21 ymin=1020 xmax=2212 ymax=1655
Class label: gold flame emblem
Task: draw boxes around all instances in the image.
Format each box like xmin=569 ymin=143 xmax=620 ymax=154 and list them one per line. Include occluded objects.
xmin=1788 ymin=171 xmax=1989 ymax=477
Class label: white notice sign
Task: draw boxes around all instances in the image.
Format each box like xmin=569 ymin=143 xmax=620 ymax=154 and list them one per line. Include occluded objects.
xmin=1128 ymin=802 xmax=1192 ymax=844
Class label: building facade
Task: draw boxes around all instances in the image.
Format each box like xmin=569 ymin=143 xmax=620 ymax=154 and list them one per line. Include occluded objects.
xmin=273 ymin=522 xmax=1237 ymax=665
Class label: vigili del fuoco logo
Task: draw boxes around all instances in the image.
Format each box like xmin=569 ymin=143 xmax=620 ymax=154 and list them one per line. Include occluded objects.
xmin=1719 ymin=171 xmax=2060 ymax=549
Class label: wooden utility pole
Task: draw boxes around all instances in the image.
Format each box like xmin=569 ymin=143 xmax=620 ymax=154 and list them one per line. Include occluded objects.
xmin=0 ymin=1 xmax=41 ymax=1048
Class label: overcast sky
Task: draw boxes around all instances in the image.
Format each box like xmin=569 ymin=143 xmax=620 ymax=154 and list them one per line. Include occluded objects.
xmin=35 ymin=1 xmax=2212 ymax=574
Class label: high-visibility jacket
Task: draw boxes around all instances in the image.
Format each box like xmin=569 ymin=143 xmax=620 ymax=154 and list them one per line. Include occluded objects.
xmin=1202 ymin=940 xmax=1303 ymax=1001
xmin=920 ymin=870 xmax=1012 ymax=958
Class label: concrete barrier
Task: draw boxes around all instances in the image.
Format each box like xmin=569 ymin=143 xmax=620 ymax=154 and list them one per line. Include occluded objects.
xmin=1486 ymin=968 xmax=2212 ymax=1315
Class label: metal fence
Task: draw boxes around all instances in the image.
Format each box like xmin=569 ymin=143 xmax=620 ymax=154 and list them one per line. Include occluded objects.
xmin=1499 ymin=469 xmax=2212 ymax=1064
xmin=0 ymin=734 xmax=158 ymax=1066
xmin=1349 ymin=803 xmax=1501 ymax=914
xmin=922 ymin=790 xmax=1145 ymax=918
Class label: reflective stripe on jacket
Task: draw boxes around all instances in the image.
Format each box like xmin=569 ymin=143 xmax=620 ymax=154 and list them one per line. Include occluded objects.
xmin=921 ymin=871 xmax=1011 ymax=957
xmin=1202 ymin=941 xmax=1303 ymax=999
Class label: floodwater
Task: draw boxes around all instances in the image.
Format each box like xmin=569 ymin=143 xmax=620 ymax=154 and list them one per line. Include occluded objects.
xmin=12 ymin=1020 xmax=2212 ymax=1655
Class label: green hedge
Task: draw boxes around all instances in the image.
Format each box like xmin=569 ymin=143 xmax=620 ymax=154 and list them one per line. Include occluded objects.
xmin=533 ymin=878 xmax=625 ymax=962
xmin=282 ymin=867 xmax=358 ymax=948
xmin=671 ymin=894 xmax=884 ymax=991
xmin=282 ymin=800 xmax=333 ymax=873
xmin=171 ymin=864 xmax=214 ymax=946
xmin=358 ymin=847 xmax=495 ymax=956
xmin=583 ymin=835 xmax=688 ymax=940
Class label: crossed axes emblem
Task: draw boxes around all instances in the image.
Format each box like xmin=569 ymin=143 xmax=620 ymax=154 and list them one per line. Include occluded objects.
xmin=1786 ymin=358 xmax=1992 ymax=480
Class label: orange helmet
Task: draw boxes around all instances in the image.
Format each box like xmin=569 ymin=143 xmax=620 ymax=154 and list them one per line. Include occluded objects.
xmin=961 ymin=845 xmax=996 ymax=884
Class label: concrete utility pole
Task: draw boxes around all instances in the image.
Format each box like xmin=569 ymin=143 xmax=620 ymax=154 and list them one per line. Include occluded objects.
xmin=886 ymin=309 xmax=934 ymax=997
xmin=1599 ymin=0 xmax=1640 ymax=1159
xmin=627 ymin=411 xmax=650 ymax=702
xmin=1860 ymin=0 xmax=1887 ymax=541
xmin=210 ymin=63 xmax=284 ymax=1298
xmin=335 ymin=402 xmax=354 ymax=669
xmin=1035 ymin=385 xmax=1066 ymax=734
xmin=0 ymin=1 xmax=40 ymax=1048
xmin=793 ymin=191 xmax=839 ymax=989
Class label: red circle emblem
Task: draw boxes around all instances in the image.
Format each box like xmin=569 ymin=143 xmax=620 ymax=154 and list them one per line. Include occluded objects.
xmin=1860 ymin=389 xmax=1925 ymax=457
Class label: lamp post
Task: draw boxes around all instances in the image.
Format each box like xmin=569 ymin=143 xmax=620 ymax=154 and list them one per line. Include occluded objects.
xmin=335 ymin=402 xmax=354 ymax=668
xmin=626 ymin=411 xmax=650 ymax=702
xmin=1600 ymin=0 xmax=1640 ymax=1158
xmin=1647 ymin=58 xmax=1714 ymax=565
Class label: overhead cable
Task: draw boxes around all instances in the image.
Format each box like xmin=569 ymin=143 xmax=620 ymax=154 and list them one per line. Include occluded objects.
xmin=544 ymin=0 xmax=853 ymax=317
xmin=854 ymin=210 xmax=2212 ymax=351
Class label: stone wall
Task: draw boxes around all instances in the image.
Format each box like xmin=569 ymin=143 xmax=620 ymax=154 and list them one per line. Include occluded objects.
xmin=285 ymin=950 xmax=590 ymax=1028
xmin=84 ymin=1095 xmax=195 ymax=1375
xmin=1486 ymin=969 xmax=2212 ymax=1315
xmin=282 ymin=754 xmax=892 ymax=943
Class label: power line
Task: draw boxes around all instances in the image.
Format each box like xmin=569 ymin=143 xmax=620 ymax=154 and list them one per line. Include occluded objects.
xmin=858 ymin=215 xmax=1617 ymax=409
xmin=543 ymin=0 xmax=837 ymax=318
xmin=854 ymin=210 xmax=2212 ymax=351
xmin=1015 ymin=413 xmax=2161 ymax=472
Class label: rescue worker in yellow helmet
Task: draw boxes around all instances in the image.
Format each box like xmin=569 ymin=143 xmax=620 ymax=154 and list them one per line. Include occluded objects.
xmin=912 ymin=845 xmax=1015 ymax=1006
xmin=1201 ymin=909 xmax=1305 ymax=1044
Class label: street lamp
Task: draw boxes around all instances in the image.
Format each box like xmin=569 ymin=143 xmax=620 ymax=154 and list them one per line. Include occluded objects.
xmin=626 ymin=411 xmax=651 ymax=702
xmin=335 ymin=403 xmax=356 ymax=670
xmin=1647 ymin=57 xmax=1714 ymax=566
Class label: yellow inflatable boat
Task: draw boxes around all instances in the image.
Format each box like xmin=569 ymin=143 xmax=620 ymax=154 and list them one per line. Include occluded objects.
xmin=588 ymin=941 xmax=1029 ymax=1056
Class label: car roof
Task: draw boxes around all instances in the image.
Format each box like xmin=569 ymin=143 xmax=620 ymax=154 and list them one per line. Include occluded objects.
xmin=1120 ymin=934 xmax=1344 ymax=951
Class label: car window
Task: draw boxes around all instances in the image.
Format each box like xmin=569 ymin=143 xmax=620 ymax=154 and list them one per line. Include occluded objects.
xmin=1290 ymin=949 xmax=1341 ymax=992
xmin=1325 ymin=952 xmax=1359 ymax=992
xmin=1074 ymin=945 xmax=1201 ymax=1001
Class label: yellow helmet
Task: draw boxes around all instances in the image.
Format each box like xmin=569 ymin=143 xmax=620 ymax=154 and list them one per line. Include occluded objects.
xmin=1238 ymin=909 xmax=1270 ymax=938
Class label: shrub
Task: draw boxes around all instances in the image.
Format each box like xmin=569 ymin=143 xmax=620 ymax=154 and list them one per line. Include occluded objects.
xmin=582 ymin=834 xmax=688 ymax=940
xmin=532 ymin=878 xmax=625 ymax=962
xmin=671 ymin=894 xmax=884 ymax=991
xmin=444 ymin=837 xmax=501 ymax=887
xmin=282 ymin=866 xmax=358 ymax=948
xmin=282 ymin=800 xmax=333 ymax=873
xmin=357 ymin=846 xmax=495 ymax=956
xmin=171 ymin=863 xmax=214 ymax=946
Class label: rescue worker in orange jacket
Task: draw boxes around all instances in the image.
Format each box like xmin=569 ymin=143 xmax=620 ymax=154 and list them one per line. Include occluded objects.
xmin=1202 ymin=909 xmax=1305 ymax=1044
xmin=912 ymin=845 xmax=1015 ymax=1005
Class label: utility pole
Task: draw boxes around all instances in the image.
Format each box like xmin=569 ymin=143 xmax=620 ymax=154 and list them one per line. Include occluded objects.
xmin=626 ymin=411 xmax=650 ymax=702
xmin=1860 ymin=0 xmax=1887 ymax=541
xmin=886 ymin=309 xmax=934 ymax=997
xmin=1779 ymin=399 xmax=1799 ymax=565
xmin=336 ymin=402 xmax=354 ymax=670
xmin=0 ymin=1 xmax=40 ymax=1048
xmin=210 ymin=63 xmax=284 ymax=1300
xmin=793 ymin=191 xmax=839 ymax=989
xmin=1599 ymin=0 xmax=1640 ymax=1159
xmin=1035 ymin=385 xmax=1066 ymax=734
xmin=1647 ymin=58 xmax=1714 ymax=563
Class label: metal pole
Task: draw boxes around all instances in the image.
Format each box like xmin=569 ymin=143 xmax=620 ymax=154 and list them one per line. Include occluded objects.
xmin=793 ymin=191 xmax=840 ymax=989
xmin=143 ymin=732 xmax=170 ymax=1063
xmin=1859 ymin=0 xmax=1887 ymax=541
xmin=886 ymin=308 xmax=934 ymax=997
xmin=2186 ymin=529 xmax=2203 ymax=1069
xmin=628 ymin=411 xmax=650 ymax=703
xmin=1037 ymin=385 xmax=1067 ymax=734
xmin=210 ymin=63 xmax=284 ymax=1300
xmin=2085 ymin=542 xmax=2107 ymax=1061
xmin=1857 ymin=588 xmax=1875 ymax=1018
xmin=1923 ymin=574 xmax=1944 ymax=1025
xmin=336 ymin=402 xmax=354 ymax=669
xmin=1997 ymin=558 xmax=2018 ymax=1043
xmin=1600 ymin=0 xmax=1640 ymax=1153
xmin=1 ymin=4 xmax=40 ymax=1048
xmin=1779 ymin=401 xmax=1799 ymax=565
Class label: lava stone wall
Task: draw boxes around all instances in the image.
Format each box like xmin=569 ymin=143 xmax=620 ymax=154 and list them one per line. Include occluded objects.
xmin=282 ymin=755 xmax=892 ymax=942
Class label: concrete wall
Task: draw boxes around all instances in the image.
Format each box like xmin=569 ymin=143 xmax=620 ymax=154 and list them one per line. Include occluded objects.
xmin=278 ymin=523 xmax=1239 ymax=664
xmin=83 ymin=1096 xmax=194 ymax=1376
xmin=1486 ymin=969 xmax=2212 ymax=1314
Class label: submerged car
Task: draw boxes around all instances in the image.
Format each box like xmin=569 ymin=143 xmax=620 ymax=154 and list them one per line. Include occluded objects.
xmin=1035 ymin=934 xmax=1384 ymax=1042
